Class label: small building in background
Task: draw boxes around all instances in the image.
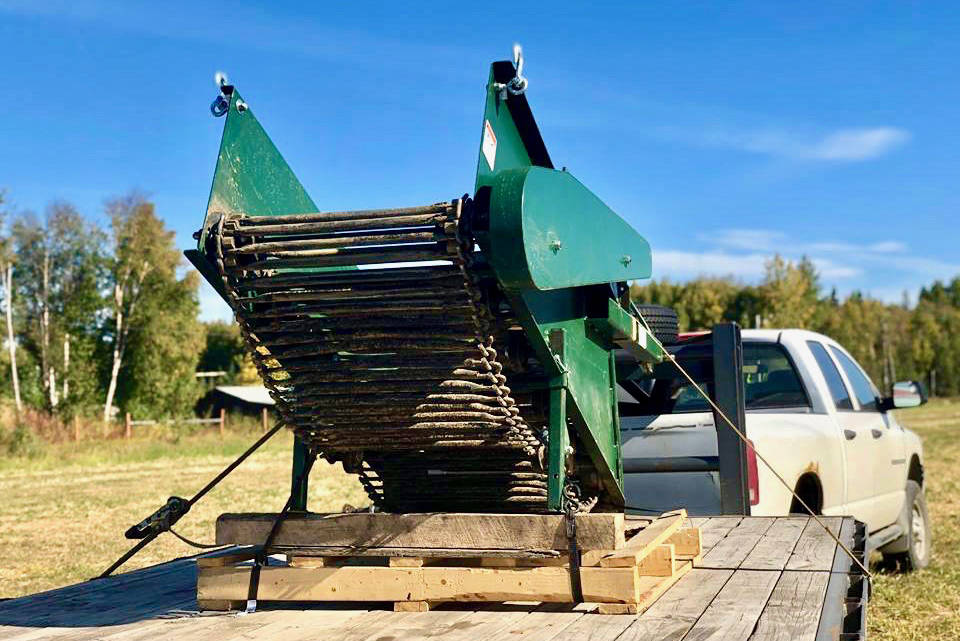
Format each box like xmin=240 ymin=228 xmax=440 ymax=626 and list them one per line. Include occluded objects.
xmin=197 ymin=385 xmax=274 ymax=419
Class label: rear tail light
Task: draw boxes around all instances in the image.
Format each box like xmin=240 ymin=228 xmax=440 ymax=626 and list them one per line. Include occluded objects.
xmin=746 ymin=439 xmax=760 ymax=506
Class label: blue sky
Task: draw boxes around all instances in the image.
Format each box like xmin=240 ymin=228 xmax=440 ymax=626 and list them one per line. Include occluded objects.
xmin=1 ymin=1 xmax=957 ymax=321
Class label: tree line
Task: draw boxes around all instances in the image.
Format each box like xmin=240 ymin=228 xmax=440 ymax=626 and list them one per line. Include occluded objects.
xmin=0 ymin=186 xmax=957 ymax=429
xmin=0 ymin=190 xmax=205 ymax=423
xmin=631 ymin=256 xmax=960 ymax=397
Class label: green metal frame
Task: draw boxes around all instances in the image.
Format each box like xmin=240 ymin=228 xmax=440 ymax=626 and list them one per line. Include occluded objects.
xmin=199 ymin=88 xmax=317 ymax=510
xmin=474 ymin=62 xmax=663 ymax=510
xmin=194 ymin=60 xmax=666 ymax=514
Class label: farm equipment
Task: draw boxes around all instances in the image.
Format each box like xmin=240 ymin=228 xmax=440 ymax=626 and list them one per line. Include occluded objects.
xmin=187 ymin=50 xmax=669 ymax=516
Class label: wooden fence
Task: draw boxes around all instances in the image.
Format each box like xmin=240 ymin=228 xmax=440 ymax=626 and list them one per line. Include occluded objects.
xmin=122 ymin=407 xmax=271 ymax=438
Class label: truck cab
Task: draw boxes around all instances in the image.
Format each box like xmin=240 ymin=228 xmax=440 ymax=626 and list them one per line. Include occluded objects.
xmin=619 ymin=328 xmax=929 ymax=570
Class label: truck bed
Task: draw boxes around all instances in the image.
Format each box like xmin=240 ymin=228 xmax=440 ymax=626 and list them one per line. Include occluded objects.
xmin=0 ymin=516 xmax=867 ymax=641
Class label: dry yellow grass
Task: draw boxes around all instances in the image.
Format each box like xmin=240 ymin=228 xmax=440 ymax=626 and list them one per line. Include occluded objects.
xmin=870 ymin=399 xmax=960 ymax=640
xmin=0 ymin=428 xmax=366 ymax=597
xmin=0 ymin=400 xmax=957 ymax=639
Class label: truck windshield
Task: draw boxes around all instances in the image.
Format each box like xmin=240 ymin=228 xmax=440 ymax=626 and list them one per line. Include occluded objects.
xmin=622 ymin=342 xmax=809 ymax=414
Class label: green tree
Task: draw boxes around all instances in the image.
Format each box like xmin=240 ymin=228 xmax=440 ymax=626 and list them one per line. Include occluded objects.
xmin=198 ymin=321 xmax=247 ymax=382
xmin=12 ymin=202 xmax=105 ymax=414
xmin=102 ymin=193 xmax=204 ymax=420
xmin=759 ymin=255 xmax=820 ymax=328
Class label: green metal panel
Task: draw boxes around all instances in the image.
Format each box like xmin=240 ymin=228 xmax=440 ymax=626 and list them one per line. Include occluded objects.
xmin=474 ymin=65 xmax=536 ymax=191
xmin=199 ymin=90 xmax=317 ymax=248
xmin=487 ymin=167 xmax=652 ymax=291
xmin=471 ymin=61 xmax=662 ymax=510
xmin=200 ymin=88 xmax=320 ymax=507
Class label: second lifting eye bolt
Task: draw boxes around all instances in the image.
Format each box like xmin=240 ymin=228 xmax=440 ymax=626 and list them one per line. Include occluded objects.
xmin=494 ymin=43 xmax=529 ymax=100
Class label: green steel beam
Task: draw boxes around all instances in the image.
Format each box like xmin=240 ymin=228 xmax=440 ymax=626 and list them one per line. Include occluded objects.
xmin=594 ymin=298 xmax=666 ymax=364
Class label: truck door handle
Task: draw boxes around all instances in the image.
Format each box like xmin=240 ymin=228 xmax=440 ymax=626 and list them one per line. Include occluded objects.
xmin=871 ymin=429 xmax=883 ymax=439
xmin=843 ymin=429 xmax=857 ymax=440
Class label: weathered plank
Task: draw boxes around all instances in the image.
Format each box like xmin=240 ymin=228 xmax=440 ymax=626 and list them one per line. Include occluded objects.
xmin=785 ymin=517 xmax=842 ymax=571
xmin=396 ymin=604 xmax=536 ymax=641
xmin=549 ymin=613 xmax=638 ymax=641
xmin=696 ymin=517 xmax=743 ymax=553
xmin=751 ymin=571 xmax=831 ymax=641
xmin=740 ymin=518 xmax=807 ymax=570
xmin=493 ymin=604 xmax=587 ymax=641
xmin=620 ymin=568 xmax=733 ymax=641
xmin=198 ymin=564 xmax=640 ymax=604
xmin=278 ymin=546 xmax=560 ymax=559
xmin=680 ymin=569 xmax=781 ymax=640
xmin=699 ymin=517 xmax=775 ymax=569
xmin=347 ymin=608 xmax=478 ymax=641
xmin=216 ymin=512 xmax=625 ymax=551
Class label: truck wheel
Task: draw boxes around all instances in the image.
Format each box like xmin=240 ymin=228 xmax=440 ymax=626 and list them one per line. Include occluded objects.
xmin=635 ymin=305 xmax=679 ymax=345
xmin=881 ymin=480 xmax=931 ymax=572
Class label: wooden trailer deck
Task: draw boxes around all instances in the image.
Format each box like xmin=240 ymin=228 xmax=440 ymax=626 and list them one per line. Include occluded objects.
xmin=0 ymin=516 xmax=868 ymax=641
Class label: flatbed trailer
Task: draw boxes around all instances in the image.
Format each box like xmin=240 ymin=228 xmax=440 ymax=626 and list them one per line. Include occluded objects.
xmin=0 ymin=515 xmax=868 ymax=641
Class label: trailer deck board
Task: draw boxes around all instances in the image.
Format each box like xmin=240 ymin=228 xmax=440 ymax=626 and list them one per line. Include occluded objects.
xmin=0 ymin=516 xmax=865 ymax=641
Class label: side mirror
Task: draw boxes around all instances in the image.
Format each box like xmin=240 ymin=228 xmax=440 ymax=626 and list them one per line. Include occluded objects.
xmin=879 ymin=380 xmax=929 ymax=411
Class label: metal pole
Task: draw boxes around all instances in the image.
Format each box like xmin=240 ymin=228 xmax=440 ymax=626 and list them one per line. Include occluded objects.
xmin=291 ymin=436 xmax=310 ymax=511
xmin=712 ymin=323 xmax=750 ymax=515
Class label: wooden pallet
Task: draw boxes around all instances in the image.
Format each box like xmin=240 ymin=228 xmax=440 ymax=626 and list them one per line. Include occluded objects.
xmin=197 ymin=510 xmax=700 ymax=615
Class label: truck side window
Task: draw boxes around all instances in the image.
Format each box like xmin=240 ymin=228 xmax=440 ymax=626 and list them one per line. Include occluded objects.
xmin=807 ymin=341 xmax=854 ymax=411
xmin=829 ymin=346 xmax=879 ymax=412
xmin=742 ymin=343 xmax=809 ymax=409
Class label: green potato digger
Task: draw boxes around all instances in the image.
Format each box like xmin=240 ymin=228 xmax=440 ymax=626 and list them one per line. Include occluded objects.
xmin=186 ymin=49 xmax=671 ymax=516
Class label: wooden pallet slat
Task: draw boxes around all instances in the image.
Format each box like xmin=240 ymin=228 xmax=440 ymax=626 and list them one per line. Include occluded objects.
xmin=199 ymin=510 xmax=701 ymax=614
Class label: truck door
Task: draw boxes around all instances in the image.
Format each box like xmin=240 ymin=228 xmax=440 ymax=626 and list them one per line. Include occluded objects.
xmin=806 ymin=341 xmax=880 ymax=530
xmin=829 ymin=346 xmax=905 ymax=530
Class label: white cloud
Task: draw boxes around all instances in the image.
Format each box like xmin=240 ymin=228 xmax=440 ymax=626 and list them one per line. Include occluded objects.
xmin=811 ymin=258 xmax=861 ymax=279
xmin=867 ymin=241 xmax=907 ymax=253
xmin=689 ymin=126 xmax=910 ymax=162
xmin=654 ymin=227 xmax=958 ymax=297
xmin=699 ymin=229 xmax=785 ymax=252
xmin=808 ymin=128 xmax=911 ymax=160
xmin=653 ymin=250 xmax=769 ymax=280
xmin=709 ymin=229 xmax=912 ymax=260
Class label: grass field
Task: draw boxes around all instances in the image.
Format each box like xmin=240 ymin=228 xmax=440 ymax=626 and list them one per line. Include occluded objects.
xmin=1 ymin=401 xmax=958 ymax=639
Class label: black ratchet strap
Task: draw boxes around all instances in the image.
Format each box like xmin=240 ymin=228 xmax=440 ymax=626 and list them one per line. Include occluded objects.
xmin=245 ymin=451 xmax=317 ymax=614
xmin=565 ymin=512 xmax=584 ymax=602
xmin=562 ymin=485 xmax=584 ymax=603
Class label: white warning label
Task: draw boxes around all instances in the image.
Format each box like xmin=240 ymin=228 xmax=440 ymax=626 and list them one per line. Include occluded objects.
xmin=482 ymin=119 xmax=497 ymax=170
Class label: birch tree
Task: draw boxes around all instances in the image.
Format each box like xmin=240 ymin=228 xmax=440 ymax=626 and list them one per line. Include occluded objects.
xmin=102 ymin=193 xmax=202 ymax=421
xmin=12 ymin=203 xmax=105 ymax=415
xmin=0 ymin=192 xmax=21 ymax=414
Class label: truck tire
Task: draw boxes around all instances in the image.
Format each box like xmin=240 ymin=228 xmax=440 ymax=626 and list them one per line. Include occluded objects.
xmin=881 ymin=480 xmax=931 ymax=572
xmin=635 ymin=304 xmax=679 ymax=345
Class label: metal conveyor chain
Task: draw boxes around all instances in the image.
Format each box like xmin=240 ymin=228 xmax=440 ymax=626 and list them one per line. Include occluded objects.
xmin=210 ymin=199 xmax=548 ymax=512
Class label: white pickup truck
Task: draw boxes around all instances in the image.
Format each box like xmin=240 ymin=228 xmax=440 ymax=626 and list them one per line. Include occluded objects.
xmin=619 ymin=328 xmax=930 ymax=571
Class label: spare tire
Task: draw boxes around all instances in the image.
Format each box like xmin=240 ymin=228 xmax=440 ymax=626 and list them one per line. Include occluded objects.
xmin=634 ymin=304 xmax=679 ymax=346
